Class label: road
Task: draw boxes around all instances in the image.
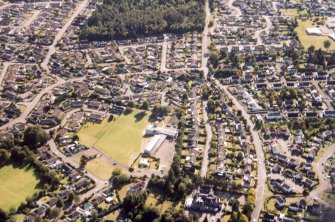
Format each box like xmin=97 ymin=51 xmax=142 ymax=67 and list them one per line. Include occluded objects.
xmin=200 ymin=101 xmax=213 ymax=177
xmin=22 ymin=9 xmax=41 ymax=28
xmin=214 ymin=80 xmax=266 ymax=222
xmin=227 ymin=0 xmax=242 ymax=17
xmin=309 ymin=143 xmax=335 ymax=208
xmin=40 ymin=0 xmax=89 ymax=73
xmin=0 ymin=77 xmax=85 ymax=130
xmin=161 ymin=41 xmax=168 ymax=71
xmin=0 ymin=62 xmax=11 ymax=86
xmin=312 ymin=81 xmax=334 ymax=111
xmin=255 ymin=16 xmax=272 ymax=45
xmin=201 ymin=0 xmax=210 ymax=78
xmin=48 ymin=139 xmax=107 ymax=200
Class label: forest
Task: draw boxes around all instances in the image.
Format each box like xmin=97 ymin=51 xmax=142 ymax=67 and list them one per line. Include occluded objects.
xmin=80 ymin=0 xmax=205 ymax=41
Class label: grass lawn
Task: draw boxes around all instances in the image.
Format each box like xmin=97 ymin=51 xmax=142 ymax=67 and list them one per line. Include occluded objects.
xmin=84 ymin=157 xmax=119 ymax=180
xmin=295 ymin=20 xmax=335 ymax=51
xmin=280 ymin=9 xmax=300 ymax=17
xmin=78 ymin=109 xmax=151 ymax=166
xmin=145 ymin=194 xmax=174 ymax=213
xmin=104 ymin=209 xmax=121 ymax=221
xmin=0 ymin=165 xmax=41 ymax=212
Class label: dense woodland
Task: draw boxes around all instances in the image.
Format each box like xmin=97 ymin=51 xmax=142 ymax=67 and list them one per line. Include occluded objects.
xmin=80 ymin=0 xmax=205 ymax=41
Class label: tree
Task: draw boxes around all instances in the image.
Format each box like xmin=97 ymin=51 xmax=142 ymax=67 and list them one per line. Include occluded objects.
xmin=141 ymin=101 xmax=149 ymax=110
xmin=49 ymin=207 xmax=60 ymax=219
xmin=23 ymin=126 xmax=48 ymax=148
xmin=230 ymin=199 xmax=240 ymax=211
xmin=56 ymin=199 xmax=64 ymax=208
xmin=152 ymin=105 xmax=168 ymax=117
xmin=0 ymin=209 xmax=7 ymax=221
xmin=79 ymin=155 xmax=88 ymax=169
xmin=0 ymin=149 xmax=10 ymax=164
xmin=239 ymin=214 xmax=249 ymax=222
xmin=324 ymin=40 xmax=331 ymax=50
xmin=303 ymin=188 xmax=310 ymax=196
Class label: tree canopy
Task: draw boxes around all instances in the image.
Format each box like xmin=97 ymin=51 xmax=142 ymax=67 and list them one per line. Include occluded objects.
xmin=23 ymin=126 xmax=49 ymax=148
xmin=80 ymin=0 xmax=205 ymax=41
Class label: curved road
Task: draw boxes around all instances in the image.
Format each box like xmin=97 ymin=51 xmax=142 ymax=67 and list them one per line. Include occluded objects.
xmin=309 ymin=143 xmax=335 ymax=208
xmin=200 ymin=101 xmax=213 ymax=177
xmin=214 ymin=80 xmax=266 ymax=221
xmin=0 ymin=76 xmax=85 ymax=130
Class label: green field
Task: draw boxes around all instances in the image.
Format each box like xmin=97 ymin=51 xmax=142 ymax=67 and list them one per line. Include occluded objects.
xmin=78 ymin=110 xmax=151 ymax=166
xmin=295 ymin=20 xmax=335 ymax=51
xmin=0 ymin=165 xmax=40 ymax=212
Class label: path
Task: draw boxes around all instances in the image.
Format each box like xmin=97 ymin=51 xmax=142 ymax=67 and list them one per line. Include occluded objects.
xmin=200 ymin=101 xmax=213 ymax=177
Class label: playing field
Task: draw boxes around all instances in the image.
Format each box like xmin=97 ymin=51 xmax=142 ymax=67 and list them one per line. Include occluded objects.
xmin=295 ymin=20 xmax=335 ymax=51
xmin=78 ymin=110 xmax=151 ymax=166
xmin=0 ymin=165 xmax=40 ymax=212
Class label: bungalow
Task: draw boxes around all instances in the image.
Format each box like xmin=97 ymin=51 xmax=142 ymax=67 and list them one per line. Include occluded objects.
xmin=275 ymin=196 xmax=286 ymax=209
xmin=323 ymin=110 xmax=335 ymax=118
xmin=281 ymin=183 xmax=292 ymax=193
xmin=110 ymin=105 xmax=125 ymax=115
xmin=304 ymin=112 xmax=319 ymax=118
xmin=283 ymin=100 xmax=296 ymax=109
xmin=266 ymin=112 xmax=282 ymax=120
xmin=287 ymin=112 xmax=300 ymax=119
xmin=88 ymin=113 xmax=104 ymax=123
xmin=289 ymin=203 xmax=303 ymax=212
xmin=88 ymin=100 xmax=101 ymax=110
xmin=263 ymin=213 xmax=275 ymax=222
xmin=74 ymin=178 xmax=90 ymax=190
xmin=72 ymin=100 xmax=84 ymax=108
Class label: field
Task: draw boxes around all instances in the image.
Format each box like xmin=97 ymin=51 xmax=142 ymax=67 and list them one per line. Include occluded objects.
xmin=74 ymin=155 xmax=119 ymax=180
xmin=78 ymin=110 xmax=151 ymax=166
xmin=295 ymin=20 xmax=335 ymax=51
xmin=0 ymin=165 xmax=40 ymax=212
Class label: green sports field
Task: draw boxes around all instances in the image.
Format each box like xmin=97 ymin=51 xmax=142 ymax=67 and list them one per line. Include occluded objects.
xmin=0 ymin=165 xmax=40 ymax=212
xmin=78 ymin=110 xmax=151 ymax=166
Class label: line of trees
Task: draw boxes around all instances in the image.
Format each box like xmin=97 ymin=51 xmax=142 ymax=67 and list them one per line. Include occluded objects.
xmin=80 ymin=0 xmax=205 ymax=41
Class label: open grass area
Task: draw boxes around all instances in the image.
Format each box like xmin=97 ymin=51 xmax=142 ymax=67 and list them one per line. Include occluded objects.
xmin=295 ymin=20 xmax=335 ymax=51
xmin=104 ymin=209 xmax=121 ymax=221
xmin=280 ymin=9 xmax=300 ymax=17
xmin=145 ymin=193 xmax=175 ymax=213
xmin=83 ymin=157 xmax=119 ymax=180
xmin=78 ymin=110 xmax=151 ymax=166
xmin=0 ymin=165 xmax=41 ymax=212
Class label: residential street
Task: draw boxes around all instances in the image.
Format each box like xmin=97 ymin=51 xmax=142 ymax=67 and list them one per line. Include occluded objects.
xmin=40 ymin=0 xmax=89 ymax=73
xmin=309 ymin=143 xmax=335 ymax=208
xmin=200 ymin=101 xmax=213 ymax=177
xmin=214 ymin=80 xmax=266 ymax=222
